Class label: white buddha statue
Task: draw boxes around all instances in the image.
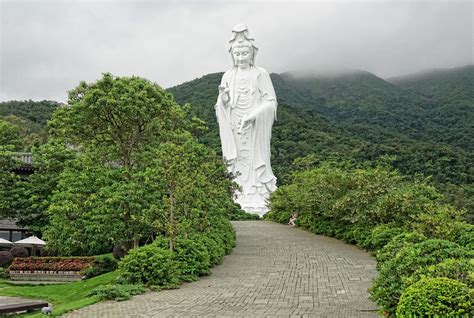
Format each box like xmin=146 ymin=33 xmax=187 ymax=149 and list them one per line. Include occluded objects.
xmin=215 ymin=24 xmax=278 ymax=216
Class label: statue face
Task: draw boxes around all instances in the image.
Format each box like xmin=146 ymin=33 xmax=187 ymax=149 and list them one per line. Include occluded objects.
xmin=232 ymin=46 xmax=252 ymax=69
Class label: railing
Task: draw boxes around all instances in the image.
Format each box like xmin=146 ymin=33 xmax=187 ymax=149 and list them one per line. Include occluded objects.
xmin=12 ymin=153 xmax=33 ymax=166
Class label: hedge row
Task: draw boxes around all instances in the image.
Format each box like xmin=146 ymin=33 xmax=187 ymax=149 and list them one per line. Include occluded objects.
xmin=265 ymin=163 xmax=473 ymax=317
xmin=118 ymin=216 xmax=235 ymax=287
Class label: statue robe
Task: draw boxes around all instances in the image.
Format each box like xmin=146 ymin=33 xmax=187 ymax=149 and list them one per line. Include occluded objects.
xmin=215 ymin=66 xmax=277 ymax=214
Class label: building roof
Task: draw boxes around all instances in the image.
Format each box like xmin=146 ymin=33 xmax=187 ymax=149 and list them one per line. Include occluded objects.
xmin=0 ymin=218 xmax=29 ymax=230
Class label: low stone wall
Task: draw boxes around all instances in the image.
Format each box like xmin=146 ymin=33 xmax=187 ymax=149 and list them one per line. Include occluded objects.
xmin=9 ymin=270 xmax=83 ymax=282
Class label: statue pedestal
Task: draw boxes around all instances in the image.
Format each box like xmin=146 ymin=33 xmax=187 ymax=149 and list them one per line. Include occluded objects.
xmin=235 ymin=191 xmax=270 ymax=217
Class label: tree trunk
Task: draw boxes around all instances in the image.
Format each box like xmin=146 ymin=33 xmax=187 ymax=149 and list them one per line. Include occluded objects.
xmin=133 ymin=237 xmax=140 ymax=249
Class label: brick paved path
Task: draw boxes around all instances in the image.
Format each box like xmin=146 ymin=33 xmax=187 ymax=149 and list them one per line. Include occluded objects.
xmin=65 ymin=221 xmax=379 ymax=317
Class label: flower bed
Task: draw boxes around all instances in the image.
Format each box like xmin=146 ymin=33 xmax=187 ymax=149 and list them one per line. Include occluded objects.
xmin=9 ymin=257 xmax=94 ymax=272
xmin=7 ymin=257 xmax=94 ymax=281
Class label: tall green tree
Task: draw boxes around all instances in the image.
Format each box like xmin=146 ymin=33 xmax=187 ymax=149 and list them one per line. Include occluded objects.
xmin=44 ymin=73 xmax=235 ymax=255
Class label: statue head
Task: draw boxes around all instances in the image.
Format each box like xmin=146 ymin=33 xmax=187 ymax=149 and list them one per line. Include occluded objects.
xmin=229 ymin=24 xmax=258 ymax=68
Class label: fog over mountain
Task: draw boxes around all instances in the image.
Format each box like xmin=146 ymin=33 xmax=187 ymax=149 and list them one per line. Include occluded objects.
xmin=0 ymin=0 xmax=472 ymax=102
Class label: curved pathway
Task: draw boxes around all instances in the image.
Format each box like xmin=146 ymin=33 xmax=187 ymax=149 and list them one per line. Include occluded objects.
xmin=65 ymin=221 xmax=379 ymax=317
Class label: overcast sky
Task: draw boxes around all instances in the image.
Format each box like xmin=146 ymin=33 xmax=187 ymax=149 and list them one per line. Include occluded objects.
xmin=0 ymin=0 xmax=472 ymax=102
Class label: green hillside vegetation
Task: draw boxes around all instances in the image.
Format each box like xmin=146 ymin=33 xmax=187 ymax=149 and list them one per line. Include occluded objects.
xmin=389 ymin=65 xmax=474 ymax=150
xmin=0 ymin=100 xmax=60 ymax=150
xmin=0 ymin=66 xmax=471 ymax=212
xmin=168 ymin=66 xmax=473 ymax=213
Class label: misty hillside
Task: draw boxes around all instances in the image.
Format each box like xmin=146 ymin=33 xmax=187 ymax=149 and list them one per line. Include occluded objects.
xmin=1 ymin=66 xmax=472 ymax=210
xmin=168 ymin=66 xmax=473 ymax=211
xmin=389 ymin=65 xmax=474 ymax=149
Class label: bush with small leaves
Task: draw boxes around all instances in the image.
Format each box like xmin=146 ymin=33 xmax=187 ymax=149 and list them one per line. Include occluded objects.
xmin=40 ymin=247 xmax=57 ymax=257
xmin=118 ymin=240 xmax=180 ymax=287
xmin=84 ymin=254 xmax=118 ymax=279
xmin=397 ymin=277 xmax=472 ymax=317
xmin=204 ymin=233 xmax=226 ymax=264
xmin=410 ymin=204 xmax=467 ymax=240
xmin=0 ymin=251 xmax=13 ymax=268
xmin=209 ymin=217 xmax=236 ymax=254
xmin=375 ymin=231 xmax=426 ymax=268
xmin=361 ymin=224 xmax=404 ymax=252
xmin=155 ymin=237 xmax=211 ymax=282
xmin=10 ymin=246 xmax=29 ymax=258
xmin=113 ymin=246 xmax=127 ymax=260
xmin=405 ymin=258 xmax=474 ymax=289
xmin=88 ymin=284 xmax=145 ymax=301
xmin=370 ymin=239 xmax=470 ymax=316
xmin=190 ymin=233 xmax=223 ymax=267
xmin=450 ymin=222 xmax=474 ymax=251
xmin=341 ymin=224 xmax=371 ymax=245
xmin=0 ymin=267 xmax=8 ymax=279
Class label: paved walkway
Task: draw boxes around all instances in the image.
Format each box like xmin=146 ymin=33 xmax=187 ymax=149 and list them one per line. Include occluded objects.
xmin=65 ymin=221 xmax=379 ymax=317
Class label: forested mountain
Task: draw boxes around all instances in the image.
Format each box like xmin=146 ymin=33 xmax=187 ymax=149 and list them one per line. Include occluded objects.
xmin=0 ymin=100 xmax=60 ymax=150
xmin=389 ymin=65 xmax=474 ymax=150
xmin=168 ymin=66 xmax=473 ymax=212
xmin=0 ymin=67 xmax=472 ymax=211
xmin=0 ymin=100 xmax=60 ymax=132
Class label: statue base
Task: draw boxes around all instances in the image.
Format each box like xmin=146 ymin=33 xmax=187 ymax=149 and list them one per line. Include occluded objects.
xmin=235 ymin=191 xmax=270 ymax=217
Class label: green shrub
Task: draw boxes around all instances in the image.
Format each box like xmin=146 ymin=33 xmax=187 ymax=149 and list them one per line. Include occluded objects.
xmin=308 ymin=218 xmax=349 ymax=238
xmin=155 ymin=237 xmax=211 ymax=282
xmin=118 ymin=241 xmax=180 ymax=287
xmin=361 ymin=224 xmax=404 ymax=252
xmin=88 ymin=284 xmax=145 ymax=301
xmin=370 ymin=239 xmax=470 ymax=316
xmin=0 ymin=267 xmax=8 ymax=279
xmin=343 ymin=224 xmax=372 ymax=246
xmin=204 ymin=232 xmax=226 ymax=264
xmin=10 ymin=246 xmax=29 ymax=258
xmin=330 ymin=167 xmax=402 ymax=225
xmin=191 ymin=233 xmax=223 ymax=266
xmin=84 ymin=254 xmax=118 ymax=279
xmin=410 ymin=204 xmax=466 ymax=240
xmin=375 ymin=231 xmax=426 ymax=268
xmin=450 ymin=222 xmax=474 ymax=251
xmin=209 ymin=217 xmax=236 ymax=254
xmin=174 ymin=238 xmax=210 ymax=281
xmin=228 ymin=204 xmax=260 ymax=220
xmin=0 ymin=251 xmax=13 ymax=268
xmin=397 ymin=277 xmax=472 ymax=317
xmin=369 ymin=181 xmax=440 ymax=226
xmin=112 ymin=246 xmax=127 ymax=260
xmin=405 ymin=258 xmax=474 ymax=289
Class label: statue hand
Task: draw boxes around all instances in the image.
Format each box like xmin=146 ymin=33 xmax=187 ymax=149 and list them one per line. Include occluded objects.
xmin=239 ymin=113 xmax=256 ymax=132
xmin=218 ymin=83 xmax=230 ymax=105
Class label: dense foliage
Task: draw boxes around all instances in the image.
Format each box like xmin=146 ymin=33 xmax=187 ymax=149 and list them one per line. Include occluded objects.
xmin=31 ymin=74 xmax=238 ymax=256
xmin=0 ymin=251 xmax=13 ymax=268
xmin=370 ymin=239 xmax=470 ymax=315
xmin=168 ymin=67 xmax=474 ymax=213
xmin=118 ymin=243 xmax=180 ymax=287
xmin=265 ymin=162 xmax=473 ymax=316
xmin=1 ymin=67 xmax=472 ymax=228
xmin=396 ymin=277 xmax=472 ymax=317
xmin=118 ymin=218 xmax=235 ymax=287
xmin=87 ymin=283 xmax=146 ymax=301
xmin=0 ymin=100 xmax=60 ymax=150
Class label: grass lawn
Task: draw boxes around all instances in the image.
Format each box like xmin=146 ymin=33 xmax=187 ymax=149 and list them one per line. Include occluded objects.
xmin=0 ymin=271 xmax=119 ymax=317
